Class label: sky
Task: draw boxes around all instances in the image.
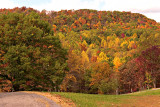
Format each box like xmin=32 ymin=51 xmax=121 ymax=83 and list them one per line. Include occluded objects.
xmin=0 ymin=0 xmax=160 ymax=22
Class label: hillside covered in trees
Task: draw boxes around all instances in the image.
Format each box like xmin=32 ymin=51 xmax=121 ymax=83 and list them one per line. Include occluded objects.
xmin=0 ymin=7 xmax=160 ymax=94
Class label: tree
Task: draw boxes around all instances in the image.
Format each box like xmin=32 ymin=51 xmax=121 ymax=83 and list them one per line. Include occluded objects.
xmin=0 ymin=12 xmax=67 ymax=91
xmin=90 ymin=62 xmax=115 ymax=94
xmin=119 ymin=59 xmax=145 ymax=93
xmin=113 ymin=57 xmax=122 ymax=72
xmin=119 ymin=45 xmax=160 ymax=93
xmin=137 ymin=45 xmax=160 ymax=88
xmin=97 ymin=52 xmax=109 ymax=62
xmin=61 ymin=49 xmax=91 ymax=93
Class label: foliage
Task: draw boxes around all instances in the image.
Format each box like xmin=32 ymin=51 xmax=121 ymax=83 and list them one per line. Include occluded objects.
xmin=0 ymin=7 xmax=160 ymax=94
xmin=0 ymin=11 xmax=67 ymax=91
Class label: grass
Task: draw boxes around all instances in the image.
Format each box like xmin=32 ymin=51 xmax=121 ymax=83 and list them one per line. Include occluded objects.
xmin=128 ymin=88 xmax=160 ymax=96
xmin=51 ymin=89 xmax=160 ymax=107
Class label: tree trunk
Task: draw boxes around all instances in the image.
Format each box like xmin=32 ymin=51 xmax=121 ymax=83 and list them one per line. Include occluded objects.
xmin=131 ymin=88 xmax=133 ymax=93
xmin=147 ymin=84 xmax=150 ymax=90
xmin=116 ymin=88 xmax=119 ymax=95
xmin=153 ymin=79 xmax=156 ymax=88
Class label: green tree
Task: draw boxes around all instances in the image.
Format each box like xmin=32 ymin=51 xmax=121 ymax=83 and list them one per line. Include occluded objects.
xmin=0 ymin=12 xmax=67 ymax=91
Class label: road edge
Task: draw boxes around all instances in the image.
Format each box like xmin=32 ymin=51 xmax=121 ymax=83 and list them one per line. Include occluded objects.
xmin=23 ymin=91 xmax=76 ymax=107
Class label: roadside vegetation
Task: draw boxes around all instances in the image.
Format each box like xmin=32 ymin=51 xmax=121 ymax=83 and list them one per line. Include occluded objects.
xmin=51 ymin=89 xmax=160 ymax=107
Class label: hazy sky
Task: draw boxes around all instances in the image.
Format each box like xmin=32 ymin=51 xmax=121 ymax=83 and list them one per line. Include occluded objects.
xmin=0 ymin=0 xmax=160 ymax=22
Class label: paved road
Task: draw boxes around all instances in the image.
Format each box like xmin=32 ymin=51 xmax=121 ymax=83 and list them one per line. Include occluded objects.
xmin=0 ymin=92 xmax=61 ymax=107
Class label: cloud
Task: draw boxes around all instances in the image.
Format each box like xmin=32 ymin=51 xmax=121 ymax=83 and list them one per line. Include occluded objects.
xmin=95 ymin=0 xmax=160 ymax=22
xmin=31 ymin=0 xmax=106 ymax=11
xmin=30 ymin=0 xmax=160 ymax=14
xmin=0 ymin=0 xmax=17 ymax=9
xmin=143 ymin=12 xmax=160 ymax=22
xmin=29 ymin=0 xmax=160 ymax=22
xmin=101 ymin=0 xmax=160 ymax=11
xmin=132 ymin=8 xmax=160 ymax=13
xmin=1 ymin=0 xmax=160 ymax=13
xmin=0 ymin=0 xmax=160 ymax=22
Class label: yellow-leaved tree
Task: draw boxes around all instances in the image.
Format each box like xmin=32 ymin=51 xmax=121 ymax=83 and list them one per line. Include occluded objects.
xmin=90 ymin=62 xmax=117 ymax=94
xmin=113 ymin=56 xmax=122 ymax=72
xmin=97 ymin=52 xmax=109 ymax=62
xmin=128 ymin=41 xmax=135 ymax=49
xmin=101 ymin=39 xmax=107 ymax=48
xmin=61 ymin=50 xmax=90 ymax=92
xmin=81 ymin=51 xmax=90 ymax=66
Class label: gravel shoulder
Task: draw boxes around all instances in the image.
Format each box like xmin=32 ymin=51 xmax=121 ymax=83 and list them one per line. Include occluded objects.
xmin=24 ymin=91 xmax=76 ymax=107
xmin=0 ymin=92 xmax=61 ymax=107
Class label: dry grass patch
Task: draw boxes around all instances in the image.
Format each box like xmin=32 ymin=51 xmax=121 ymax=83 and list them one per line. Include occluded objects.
xmin=24 ymin=91 xmax=76 ymax=107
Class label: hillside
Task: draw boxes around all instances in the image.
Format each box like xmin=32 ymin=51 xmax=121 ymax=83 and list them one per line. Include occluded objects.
xmin=0 ymin=7 xmax=160 ymax=94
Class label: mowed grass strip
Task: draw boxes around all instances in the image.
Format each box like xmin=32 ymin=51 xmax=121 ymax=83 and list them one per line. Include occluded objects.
xmin=51 ymin=89 xmax=160 ymax=107
xmin=51 ymin=92 xmax=134 ymax=107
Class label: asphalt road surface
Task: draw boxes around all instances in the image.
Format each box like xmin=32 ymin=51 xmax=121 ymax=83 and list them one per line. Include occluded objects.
xmin=0 ymin=92 xmax=61 ymax=107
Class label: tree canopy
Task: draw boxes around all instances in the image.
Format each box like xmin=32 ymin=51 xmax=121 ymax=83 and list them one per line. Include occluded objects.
xmin=0 ymin=11 xmax=67 ymax=91
xmin=0 ymin=7 xmax=160 ymax=94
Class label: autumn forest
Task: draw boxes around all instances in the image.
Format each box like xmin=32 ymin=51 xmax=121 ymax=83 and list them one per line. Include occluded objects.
xmin=0 ymin=7 xmax=160 ymax=94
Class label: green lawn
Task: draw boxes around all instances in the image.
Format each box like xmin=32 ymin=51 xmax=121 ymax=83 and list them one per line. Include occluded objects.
xmin=51 ymin=89 xmax=160 ymax=107
xmin=128 ymin=88 xmax=160 ymax=96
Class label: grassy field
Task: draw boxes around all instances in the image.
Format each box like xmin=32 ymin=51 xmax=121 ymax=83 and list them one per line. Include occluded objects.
xmin=51 ymin=89 xmax=160 ymax=107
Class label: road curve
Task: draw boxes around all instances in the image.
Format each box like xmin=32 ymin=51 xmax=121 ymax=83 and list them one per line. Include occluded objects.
xmin=0 ymin=92 xmax=61 ymax=107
